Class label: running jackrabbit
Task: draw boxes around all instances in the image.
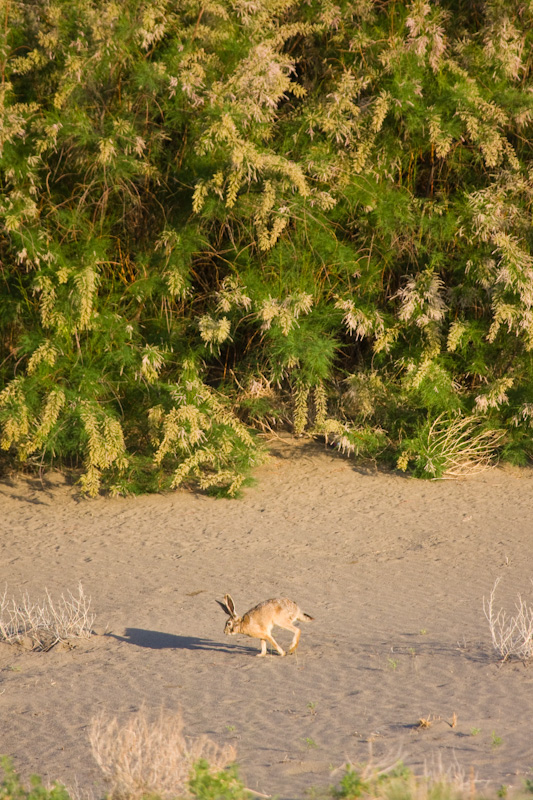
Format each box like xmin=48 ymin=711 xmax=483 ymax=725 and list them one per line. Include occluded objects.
xmin=216 ymin=594 xmax=313 ymax=656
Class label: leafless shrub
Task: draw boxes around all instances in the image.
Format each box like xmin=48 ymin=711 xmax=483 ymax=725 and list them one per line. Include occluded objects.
xmin=0 ymin=582 xmax=94 ymax=651
xmin=483 ymin=576 xmax=533 ymax=661
xmin=89 ymin=708 xmax=236 ymax=800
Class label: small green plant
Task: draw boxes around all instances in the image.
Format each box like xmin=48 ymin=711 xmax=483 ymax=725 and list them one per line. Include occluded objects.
xmin=307 ymin=701 xmax=317 ymax=716
xmin=471 ymin=727 xmax=482 ymax=736
xmin=303 ymin=737 xmax=318 ymax=750
xmin=188 ymin=760 xmax=250 ymax=800
xmin=492 ymin=731 xmax=503 ymax=749
xmin=387 ymin=658 xmax=398 ymax=671
xmin=497 ymin=786 xmax=508 ymax=798
xmin=332 ymin=766 xmax=369 ymax=799
xmin=332 ymin=763 xmax=413 ymax=800
xmin=0 ymin=758 xmax=71 ymax=800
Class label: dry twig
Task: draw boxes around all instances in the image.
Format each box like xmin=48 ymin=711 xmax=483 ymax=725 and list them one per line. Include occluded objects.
xmin=0 ymin=583 xmax=94 ymax=650
xmin=483 ymin=576 xmax=533 ymax=662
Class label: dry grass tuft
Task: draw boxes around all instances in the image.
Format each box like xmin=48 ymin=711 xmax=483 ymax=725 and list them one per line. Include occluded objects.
xmin=422 ymin=754 xmax=478 ymax=798
xmin=419 ymin=414 xmax=504 ymax=480
xmin=483 ymin=576 xmax=533 ymax=662
xmin=334 ymin=753 xmax=480 ymax=800
xmin=89 ymin=708 xmax=236 ymax=800
xmin=0 ymin=582 xmax=94 ymax=651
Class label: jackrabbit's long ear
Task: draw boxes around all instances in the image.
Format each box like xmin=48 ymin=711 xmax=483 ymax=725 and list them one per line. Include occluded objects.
xmin=224 ymin=594 xmax=236 ymax=618
xmin=216 ymin=599 xmax=231 ymax=616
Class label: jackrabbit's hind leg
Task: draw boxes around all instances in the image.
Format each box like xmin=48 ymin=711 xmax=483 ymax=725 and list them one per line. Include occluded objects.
xmin=286 ymin=624 xmax=301 ymax=654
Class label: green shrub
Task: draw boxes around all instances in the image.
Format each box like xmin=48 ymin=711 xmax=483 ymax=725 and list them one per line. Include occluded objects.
xmin=0 ymin=758 xmax=70 ymax=800
xmin=2 ymin=0 xmax=533 ymax=491
xmin=188 ymin=760 xmax=250 ymax=800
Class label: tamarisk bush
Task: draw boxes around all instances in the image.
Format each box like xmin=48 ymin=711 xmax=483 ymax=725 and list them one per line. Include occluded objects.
xmin=1 ymin=0 xmax=533 ymax=493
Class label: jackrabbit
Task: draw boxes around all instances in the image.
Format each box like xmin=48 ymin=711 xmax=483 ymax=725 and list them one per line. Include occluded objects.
xmin=216 ymin=594 xmax=313 ymax=656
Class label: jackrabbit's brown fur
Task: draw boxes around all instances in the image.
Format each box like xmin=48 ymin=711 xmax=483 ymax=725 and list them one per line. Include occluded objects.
xmin=216 ymin=594 xmax=313 ymax=656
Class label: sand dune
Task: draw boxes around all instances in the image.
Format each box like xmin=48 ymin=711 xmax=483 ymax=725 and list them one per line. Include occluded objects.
xmin=1 ymin=438 xmax=533 ymax=798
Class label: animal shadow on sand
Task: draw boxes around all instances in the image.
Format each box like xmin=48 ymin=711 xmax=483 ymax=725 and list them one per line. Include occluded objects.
xmin=111 ymin=628 xmax=253 ymax=655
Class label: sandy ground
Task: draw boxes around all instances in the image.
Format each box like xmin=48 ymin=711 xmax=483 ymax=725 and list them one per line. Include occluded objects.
xmin=1 ymin=438 xmax=533 ymax=798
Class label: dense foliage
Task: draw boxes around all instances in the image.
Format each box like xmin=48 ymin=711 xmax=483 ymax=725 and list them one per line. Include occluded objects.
xmin=2 ymin=0 xmax=533 ymax=494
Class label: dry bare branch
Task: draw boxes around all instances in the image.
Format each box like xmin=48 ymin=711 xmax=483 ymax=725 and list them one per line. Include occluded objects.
xmin=483 ymin=576 xmax=533 ymax=661
xmin=0 ymin=583 xmax=94 ymax=651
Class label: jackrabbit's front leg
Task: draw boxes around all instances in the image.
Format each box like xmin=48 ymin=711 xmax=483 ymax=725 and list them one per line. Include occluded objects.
xmin=257 ymin=639 xmax=267 ymax=657
xmin=257 ymin=635 xmax=285 ymax=656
